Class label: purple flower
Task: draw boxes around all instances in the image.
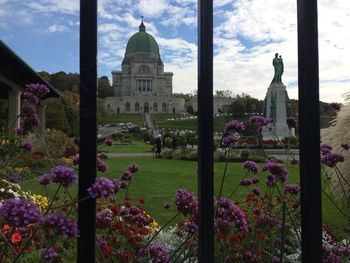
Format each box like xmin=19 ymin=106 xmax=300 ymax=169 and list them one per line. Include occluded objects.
xmin=215 ymin=197 xmax=248 ymax=232
xmin=87 ymin=177 xmax=116 ymax=199
xmin=22 ymin=92 xmax=39 ymax=105
xmin=222 ymin=134 xmax=239 ymax=146
xmin=175 ymin=188 xmax=198 ymax=216
xmin=19 ymin=104 xmax=39 ymax=135
xmin=329 ymin=102 xmax=341 ymax=111
xmin=265 ymin=174 xmax=277 ymax=187
xmin=50 ymin=165 xmax=77 ymax=189
xmin=224 ymin=120 xmax=245 ymax=133
xmin=252 ymin=207 xmax=260 ymax=214
xmin=263 ymin=161 xmax=288 ymax=182
xmin=38 ymin=173 xmax=52 ymax=186
xmin=341 ymin=143 xmax=350 ymax=151
xmin=240 ymin=178 xmax=252 ymax=186
xmin=96 ymin=210 xmax=113 ymax=227
xmin=249 ymin=116 xmax=272 ymax=127
xmin=242 ymin=160 xmax=259 ymax=174
xmin=128 ymin=163 xmax=139 ymax=173
xmin=120 ymin=170 xmax=133 ymax=181
xmin=120 ymin=206 xmax=150 ymax=227
xmin=252 ymin=187 xmax=261 ymax=196
xmin=321 ymin=144 xmax=332 ymax=155
xmin=40 ymin=212 xmax=78 ymax=238
xmin=149 ymin=244 xmax=170 ymax=263
xmin=321 ymin=152 xmax=345 ymax=167
xmin=177 ymin=220 xmax=198 ymax=235
xmin=21 ymin=142 xmax=33 ymax=151
xmin=286 ymin=117 xmax=297 ymax=129
xmin=115 ymin=181 xmax=128 ymax=189
xmin=284 ymin=184 xmax=300 ymax=195
xmin=39 ymin=247 xmax=58 ymax=261
xmin=96 ymin=157 xmax=108 ymax=172
xmin=0 ymin=198 xmax=41 ymax=227
xmin=25 ymin=83 xmax=50 ymax=97
xmin=105 ymin=139 xmax=113 ymax=146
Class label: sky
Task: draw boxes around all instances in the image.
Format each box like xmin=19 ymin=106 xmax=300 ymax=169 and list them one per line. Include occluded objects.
xmin=0 ymin=0 xmax=349 ymax=102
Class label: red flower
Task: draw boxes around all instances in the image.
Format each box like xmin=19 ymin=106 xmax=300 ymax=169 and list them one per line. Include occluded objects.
xmin=139 ymin=198 xmax=145 ymax=205
xmin=103 ymin=245 xmax=112 ymax=257
xmin=11 ymin=233 xmax=22 ymax=244
xmin=1 ymin=224 xmax=11 ymax=233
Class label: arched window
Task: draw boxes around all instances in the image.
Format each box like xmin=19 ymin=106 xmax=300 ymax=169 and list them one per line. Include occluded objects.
xmin=153 ymin=103 xmax=158 ymax=112
xmin=135 ymin=103 xmax=139 ymax=112
xmin=125 ymin=102 xmax=130 ymax=112
xmin=162 ymin=102 xmax=167 ymax=113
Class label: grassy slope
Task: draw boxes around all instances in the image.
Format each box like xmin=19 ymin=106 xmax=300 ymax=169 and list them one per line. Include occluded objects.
xmin=98 ymin=113 xmax=249 ymax=132
xmin=156 ymin=115 xmax=249 ymax=132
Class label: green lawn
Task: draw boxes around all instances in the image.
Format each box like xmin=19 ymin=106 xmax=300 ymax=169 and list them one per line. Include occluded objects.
xmin=19 ymin=157 xmax=347 ymax=233
xmin=21 ymin=157 xmax=299 ymax=224
xmin=98 ymin=140 xmax=153 ymax=153
xmin=98 ymin=114 xmax=144 ymax=126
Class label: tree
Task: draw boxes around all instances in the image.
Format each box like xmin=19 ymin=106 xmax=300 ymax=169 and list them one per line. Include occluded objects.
xmin=215 ymin=90 xmax=233 ymax=97
xmin=45 ymin=98 xmax=71 ymax=134
xmin=98 ymin=76 xmax=114 ymax=98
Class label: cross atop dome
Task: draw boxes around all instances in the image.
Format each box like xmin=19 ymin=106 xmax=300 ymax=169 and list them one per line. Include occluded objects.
xmin=139 ymin=16 xmax=146 ymax=32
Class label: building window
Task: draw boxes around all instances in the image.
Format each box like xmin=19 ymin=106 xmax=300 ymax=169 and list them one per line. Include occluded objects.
xmin=135 ymin=103 xmax=139 ymax=112
xmin=137 ymin=80 xmax=152 ymax=93
xmin=162 ymin=102 xmax=167 ymax=113
xmin=125 ymin=102 xmax=130 ymax=112
xmin=153 ymin=103 xmax=158 ymax=112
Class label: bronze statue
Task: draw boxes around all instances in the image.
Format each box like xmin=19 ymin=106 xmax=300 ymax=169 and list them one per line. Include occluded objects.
xmin=271 ymin=53 xmax=284 ymax=85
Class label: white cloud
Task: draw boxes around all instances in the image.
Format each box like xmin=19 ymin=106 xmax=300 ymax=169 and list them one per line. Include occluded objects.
xmin=47 ymin=24 xmax=69 ymax=33
xmin=137 ymin=0 xmax=168 ymax=18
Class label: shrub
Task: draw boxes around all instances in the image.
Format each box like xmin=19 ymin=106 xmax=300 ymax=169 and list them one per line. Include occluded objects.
xmin=171 ymin=150 xmax=183 ymax=160
xmin=186 ymin=150 xmax=198 ymax=160
xmin=26 ymin=129 xmax=78 ymax=159
xmin=160 ymin=149 xmax=173 ymax=159
xmin=240 ymin=149 xmax=251 ymax=159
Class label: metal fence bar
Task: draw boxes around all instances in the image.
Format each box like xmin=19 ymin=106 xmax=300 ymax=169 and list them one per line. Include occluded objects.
xmin=297 ymin=0 xmax=322 ymax=262
xmin=198 ymin=0 xmax=214 ymax=262
xmin=77 ymin=0 xmax=97 ymax=262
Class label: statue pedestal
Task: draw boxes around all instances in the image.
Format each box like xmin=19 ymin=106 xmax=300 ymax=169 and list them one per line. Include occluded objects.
xmin=262 ymin=83 xmax=294 ymax=140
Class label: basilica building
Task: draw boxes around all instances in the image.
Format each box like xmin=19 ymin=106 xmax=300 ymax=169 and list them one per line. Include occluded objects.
xmin=104 ymin=20 xmax=185 ymax=114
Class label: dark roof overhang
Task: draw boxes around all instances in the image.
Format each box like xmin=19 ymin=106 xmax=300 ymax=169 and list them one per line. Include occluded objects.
xmin=0 ymin=40 xmax=62 ymax=99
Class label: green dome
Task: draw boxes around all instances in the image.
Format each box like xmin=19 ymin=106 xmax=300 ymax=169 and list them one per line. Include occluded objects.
xmin=125 ymin=22 xmax=160 ymax=56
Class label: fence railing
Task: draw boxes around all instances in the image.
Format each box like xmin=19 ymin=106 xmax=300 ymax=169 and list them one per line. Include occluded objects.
xmin=78 ymin=0 xmax=322 ymax=262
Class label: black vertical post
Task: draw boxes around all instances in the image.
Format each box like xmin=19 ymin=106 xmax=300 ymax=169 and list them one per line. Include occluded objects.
xmin=78 ymin=1 xmax=97 ymax=262
xmin=198 ymin=0 xmax=214 ymax=262
xmin=297 ymin=1 xmax=322 ymax=262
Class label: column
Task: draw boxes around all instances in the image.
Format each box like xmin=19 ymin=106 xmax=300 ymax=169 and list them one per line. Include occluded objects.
xmin=8 ymin=90 xmax=21 ymax=130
